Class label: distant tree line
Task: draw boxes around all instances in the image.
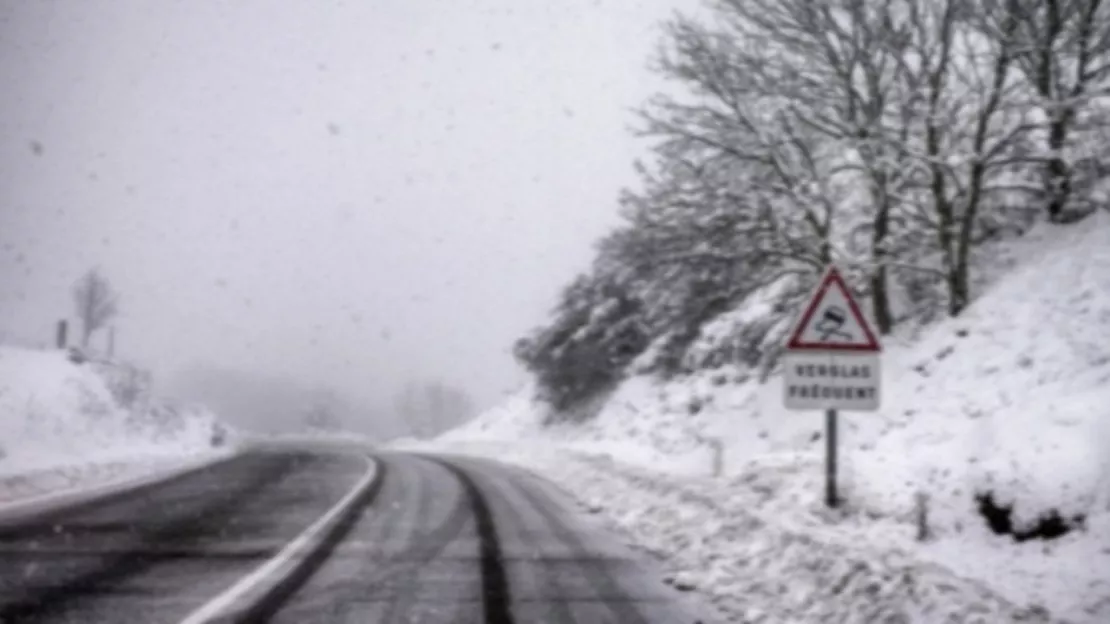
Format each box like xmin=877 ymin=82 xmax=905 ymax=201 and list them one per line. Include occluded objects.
xmin=517 ymin=0 xmax=1110 ymax=416
xmin=394 ymin=379 xmax=476 ymax=438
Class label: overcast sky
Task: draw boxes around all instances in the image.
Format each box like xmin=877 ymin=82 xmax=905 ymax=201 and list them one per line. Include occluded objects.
xmin=0 ymin=0 xmax=683 ymax=416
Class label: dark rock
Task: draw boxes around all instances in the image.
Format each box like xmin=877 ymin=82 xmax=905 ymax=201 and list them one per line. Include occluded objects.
xmin=974 ymin=490 xmax=1085 ymax=542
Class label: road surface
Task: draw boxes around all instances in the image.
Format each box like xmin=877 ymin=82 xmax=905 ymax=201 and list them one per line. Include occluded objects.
xmin=0 ymin=449 xmax=710 ymax=623
xmin=269 ymin=452 xmax=706 ymax=623
xmin=0 ymin=450 xmax=366 ymax=624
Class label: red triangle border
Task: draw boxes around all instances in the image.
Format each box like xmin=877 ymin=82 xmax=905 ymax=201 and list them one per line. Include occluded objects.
xmin=786 ymin=266 xmax=881 ymax=352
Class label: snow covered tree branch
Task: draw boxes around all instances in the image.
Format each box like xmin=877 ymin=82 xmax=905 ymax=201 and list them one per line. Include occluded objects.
xmin=513 ymin=0 xmax=1110 ymax=412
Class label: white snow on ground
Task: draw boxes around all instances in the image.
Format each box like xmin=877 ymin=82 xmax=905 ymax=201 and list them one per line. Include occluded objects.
xmin=0 ymin=347 xmax=229 ymax=501
xmin=402 ymin=437 xmax=1055 ymax=623
xmin=425 ymin=213 xmax=1110 ymax=623
xmin=243 ymin=430 xmax=378 ymax=455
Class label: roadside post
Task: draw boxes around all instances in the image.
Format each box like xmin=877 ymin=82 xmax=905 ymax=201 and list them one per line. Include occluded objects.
xmin=56 ymin=319 xmax=68 ymax=349
xmin=782 ymin=266 xmax=882 ymax=508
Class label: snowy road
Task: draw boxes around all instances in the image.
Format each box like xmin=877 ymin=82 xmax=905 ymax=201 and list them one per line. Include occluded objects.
xmin=0 ymin=450 xmax=367 ymax=623
xmin=269 ymin=452 xmax=708 ymax=623
xmin=0 ymin=449 xmax=708 ymax=623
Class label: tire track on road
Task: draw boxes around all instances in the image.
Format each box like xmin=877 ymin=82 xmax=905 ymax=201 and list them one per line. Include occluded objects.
xmin=446 ymin=456 xmax=656 ymax=624
xmin=426 ymin=457 xmax=515 ymax=624
xmin=267 ymin=454 xmax=472 ymax=624
xmin=375 ymin=457 xmax=473 ymax=623
xmin=227 ymin=457 xmax=387 ymax=623
xmin=457 ymin=462 xmax=577 ymax=624
xmin=509 ymin=474 xmax=654 ymax=624
xmin=268 ymin=455 xmax=415 ymax=624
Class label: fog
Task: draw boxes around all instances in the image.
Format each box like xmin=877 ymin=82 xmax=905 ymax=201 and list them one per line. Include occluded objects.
xmin=0 ymin=0 xmax=679 ymax=432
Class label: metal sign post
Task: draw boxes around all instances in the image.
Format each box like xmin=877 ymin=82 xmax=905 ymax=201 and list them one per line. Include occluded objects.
xmin=782 ymin=266 xmax=882 ymax=509
xmin=825 ymin=408 xmax=838 ymax=508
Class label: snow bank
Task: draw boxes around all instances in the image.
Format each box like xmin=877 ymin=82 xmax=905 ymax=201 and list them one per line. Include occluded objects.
xmin=243 ymin=429 xmax=378 ymax=454
xmin=439 ymin=214 xmax=1110 ymax=621
xmin=407 ymin=439 xmax=1055 ymax=623
xmin=0 ymin=347 xmax=226 ymax=477
xmin=852 ymin=215 xmax=1110 ymax=528
xmin=439 ymin=384 xmax=546 ymax=441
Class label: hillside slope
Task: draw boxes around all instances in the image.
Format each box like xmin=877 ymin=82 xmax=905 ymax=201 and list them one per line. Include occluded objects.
xmin=434 ymin=213 xmax=1110 ymax=622
xmin=450 ymin=213 xmax=1110 ymax=514
xmin=0 ymin=347 xmax=226 ymax=477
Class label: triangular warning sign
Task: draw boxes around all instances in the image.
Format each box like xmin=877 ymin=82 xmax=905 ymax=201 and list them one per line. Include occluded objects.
xmin=786 ymin=265 xmax=881 ymax=352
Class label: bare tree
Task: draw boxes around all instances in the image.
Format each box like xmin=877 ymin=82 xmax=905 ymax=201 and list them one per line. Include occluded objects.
xmin=987 ymin=0 xmax=1110 ymax=221
xmin=636 ymin=13 xmax=838 ymax=328
xmin=693 ymin=0 xmax=929 ymax=334
xmin=688 ymin=0 xmax=1037 ymax=319
xmin=891 ymin=0 xmax=1033 ymax=314
xmin=72 ymin=268 xmax=119 ymax=350
xmin=512 ymin=0 xmax=1110 ymax=414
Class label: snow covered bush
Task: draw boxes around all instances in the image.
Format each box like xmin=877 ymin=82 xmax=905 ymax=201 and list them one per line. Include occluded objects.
xmin=514 ymin=273 xmax=650 ymax=415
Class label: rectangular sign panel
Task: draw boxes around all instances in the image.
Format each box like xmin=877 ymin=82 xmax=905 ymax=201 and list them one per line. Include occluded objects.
xmin=783 ymin=352 xmax=881 ymax=411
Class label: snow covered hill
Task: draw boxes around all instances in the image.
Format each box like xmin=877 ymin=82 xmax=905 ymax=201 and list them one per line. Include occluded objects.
xmin=427 ymin=213 xmax=1110 ymax=622
xmin=0 ymin=346 xmax=230 ymax=492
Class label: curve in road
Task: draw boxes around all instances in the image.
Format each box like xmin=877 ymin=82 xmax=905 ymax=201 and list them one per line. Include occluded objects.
xmin=0 ymin=449 xmax=710 ymax=623
xmin=269 ymin=451 xmax=709 ymax=624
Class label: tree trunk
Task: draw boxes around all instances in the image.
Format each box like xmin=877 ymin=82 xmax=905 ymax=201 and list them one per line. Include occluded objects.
xmin=948 ymin=2 xmax=1015 ymax=316
xmin=952 ymin=158 xmax=989 ymax=316
xmin=1033 ymin=0 xmax=1074 ymax=223
xmin=948 ymin=252 xmax=970 ymax=316
xmin=870 ymin=171 xmax=894 ymax=335
xmin=870 ymin=268 xmax=893 ymax=334
xmin=1045 ymin=114 xmax=1072 ymax=222
xmin=926 ymin=122 xmax=958 ymax=316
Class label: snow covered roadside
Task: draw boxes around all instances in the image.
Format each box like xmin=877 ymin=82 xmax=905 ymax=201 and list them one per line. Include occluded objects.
xmin=428 ymin=214 xmax=1110 ymax=622
xmin=428 ymin=372 xmax=1110 ymax=622
xmin=401 ymin=437 xmax=1055 ymax=623
xmin=0 ymin=346 xmax=233 ymax=506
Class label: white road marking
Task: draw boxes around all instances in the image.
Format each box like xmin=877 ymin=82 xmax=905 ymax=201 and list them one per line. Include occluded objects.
xmin=178 ymin=454 xmax=377 ymax=624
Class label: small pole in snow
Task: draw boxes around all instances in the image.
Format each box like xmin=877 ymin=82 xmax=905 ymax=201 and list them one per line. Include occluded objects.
xmin=915 ymin=491 xmax=931 ymax=541
xmin=710 ymin=437 xmax=724 ymax=478
xmin=55 ymin=319 xmax=68 ymax=349
xmin=825 ymin=408 xmax=838 ymax=508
